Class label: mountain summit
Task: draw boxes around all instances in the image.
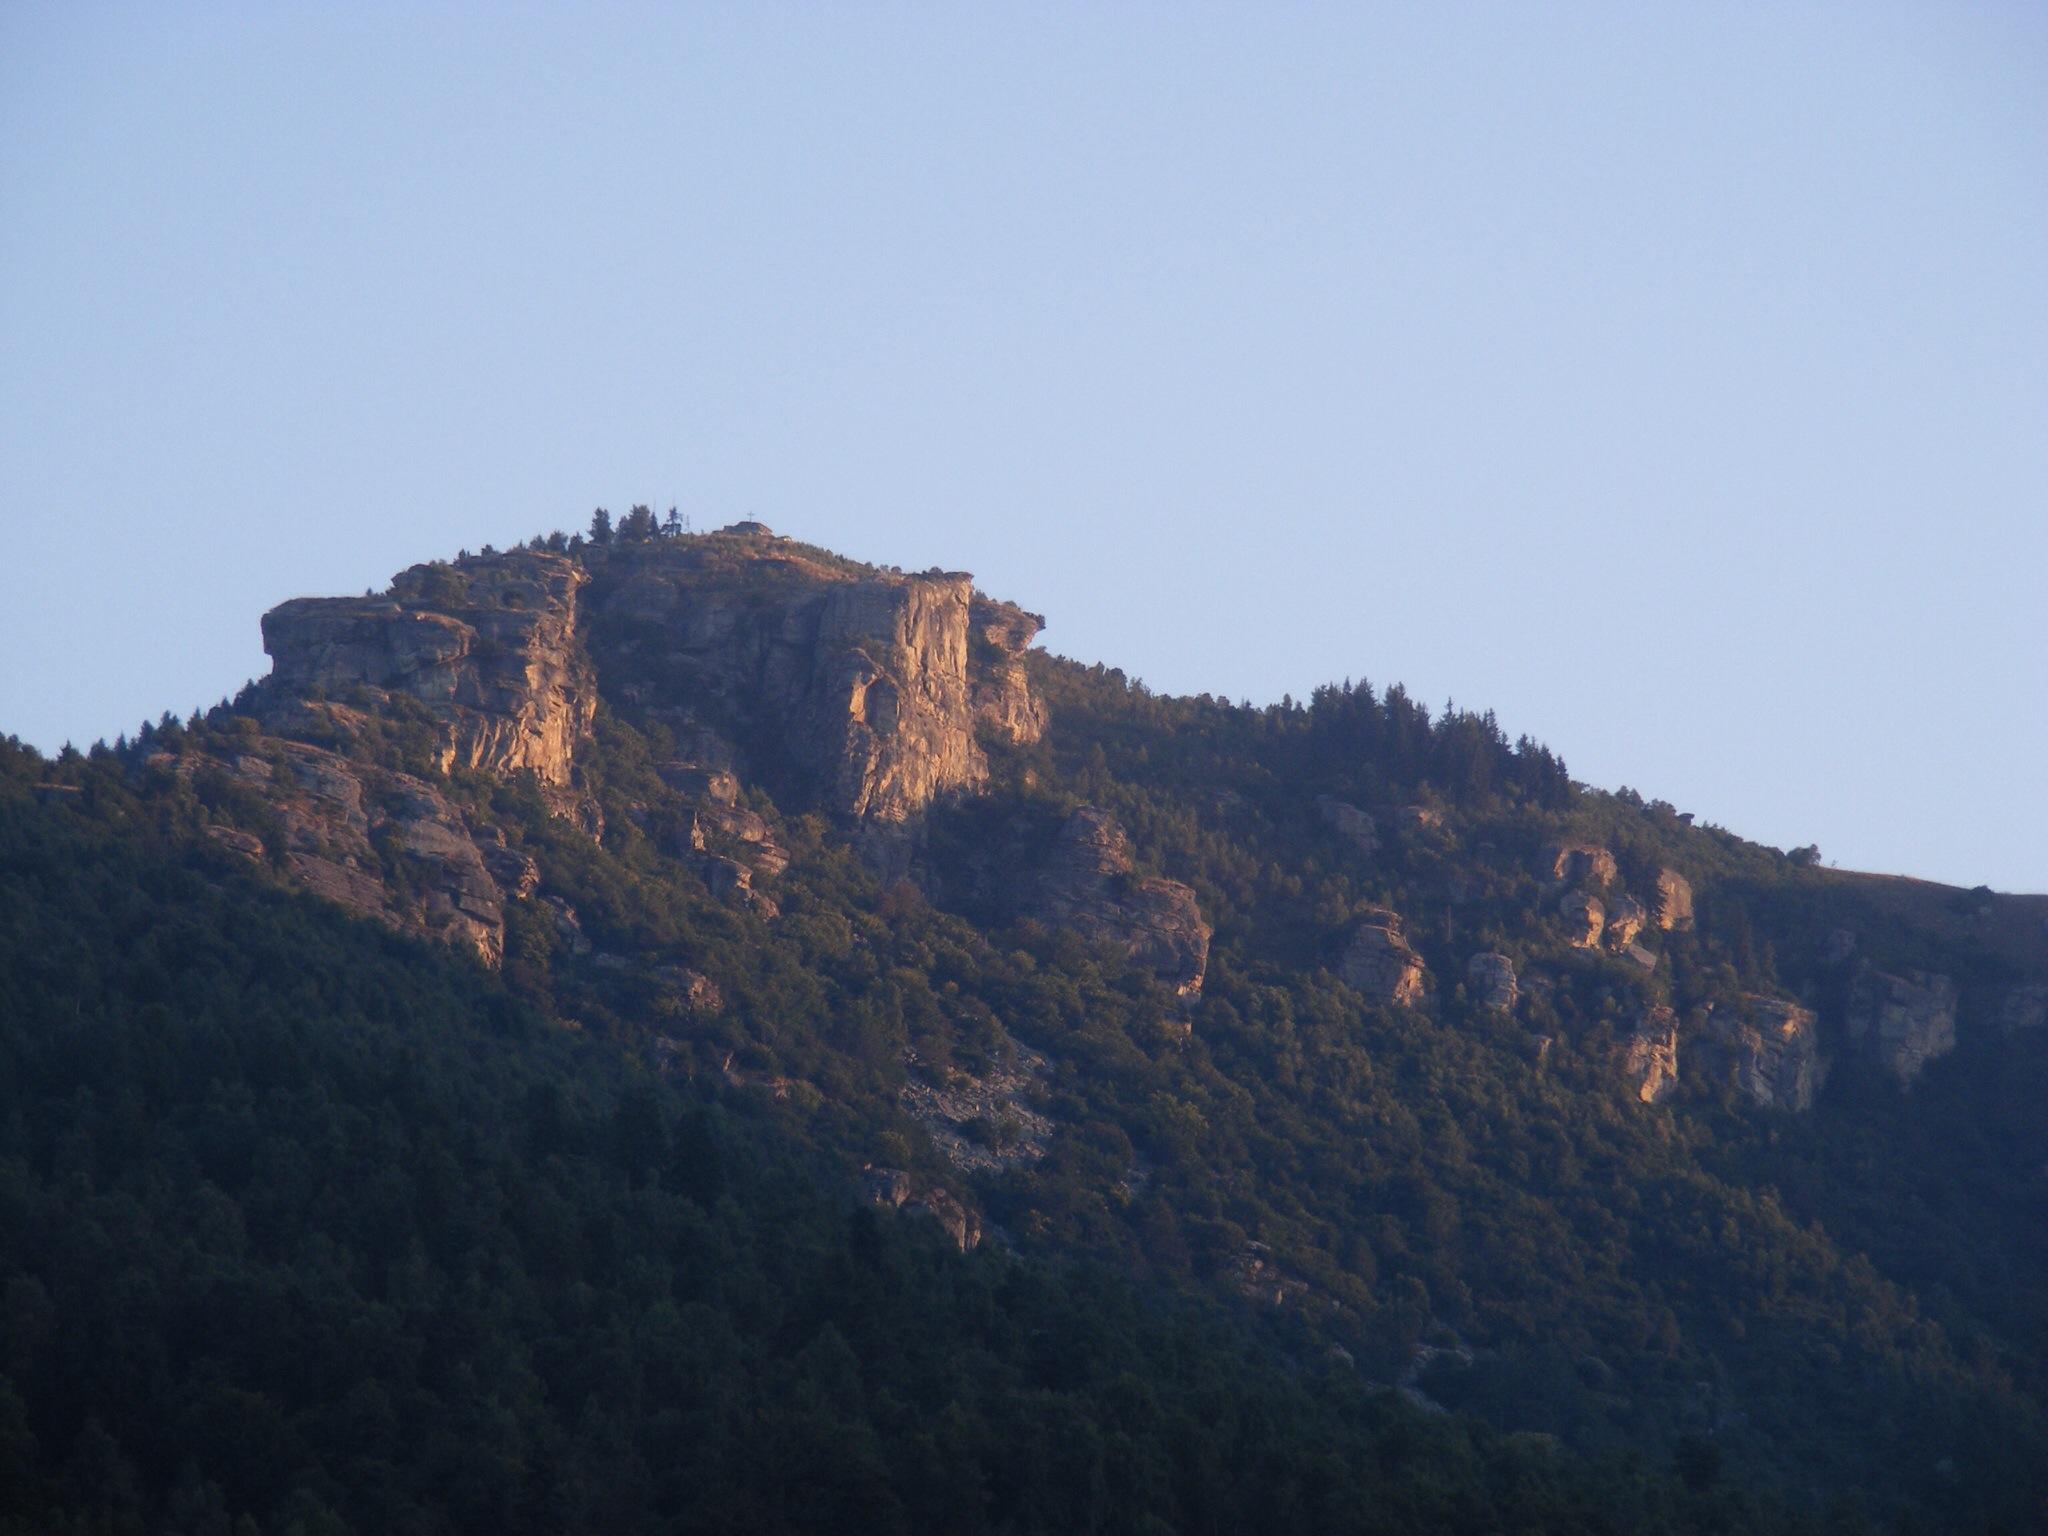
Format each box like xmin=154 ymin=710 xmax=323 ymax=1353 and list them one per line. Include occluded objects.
xmin=5 ymin=515 xmax=2045 ymax=1533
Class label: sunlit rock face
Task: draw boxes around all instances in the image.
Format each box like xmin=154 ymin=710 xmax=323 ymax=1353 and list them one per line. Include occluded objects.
xmin=263 ymin=552 xmax=596 ymax=787
xmin=1342 ymin=908 xmax=1426 ymax=1006
xmin=1652 ymin=868 xmax=1695 ymax=931
xmin=1035 ymin=807 xmax=1211 ymax=996
xmin=1847 ymin=967 xmax=1957 ymax=1084
xmin=1623 ymin=1005 xmax=1680 ymax=1103
xmin=585 ymin=529 xmax=1042 ymax=831
xmin=1560 ymin=891 xmax=1605 ymax=949
xmin=1706 ymin=994 xmax=1822 ymax=1111
xmin=1548 ymin=842 xmax=1617 ymax=889
xmin=1603 ymin=895 xmax=1647 ymax=953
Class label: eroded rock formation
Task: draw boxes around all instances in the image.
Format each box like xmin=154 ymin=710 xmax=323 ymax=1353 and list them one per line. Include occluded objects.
xmin=1034 ymin=807 xmax=1210 ymax=995
xmin=1560 ymin=892 xmax=1605 ymax=949
xmin=1316 ymin=796 xmax=1379 ymax=856
xmin=1847 ymin=967 xmax=1957 ymax=1084
xmin=860 ymin=1166 xmax=982 ymax=1251
xmin=262 ymin=551 xmax=596 ymax=789
xmin=1603 ymin=895 xmax=1647 ymax=953
xmin=157 ymin=741 xmax=523 ymax=965
xmin=1623 ymin=1006 xmax=1680 ymax=1103
xmin=1466 ymin=952 xmax=1517 ymax=1012
xmin=968 ymin=595 xmax=1048 ymax=746
xmin=1342 ymin=908 xmax=1426 ymax=1006
xmin=1706 ymin=994 xmax=1821 ymax=1111
xmin=587 ymin=531 xmax=1039 ymax=831
xmin=1548 ymin=842 xmax=1617 ymax=889
xmin=1652 ymin=868 xmax=1695 ymax=931
xmin=2002 ymin=985 xmax=2048 ymax=1035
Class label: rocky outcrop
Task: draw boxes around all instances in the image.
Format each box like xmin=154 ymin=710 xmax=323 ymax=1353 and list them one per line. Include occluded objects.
xmin=155 ymin=741 xmax=524 ymax=965
xmin=1603 ymin=895 xmax=1647 ymax=953
xmin=2002 ymin=985 xmax=2048 ymax=1035
xmin=860 ymin=1166 xmax=982 ymax=1251
xmin=1652 ymin=868 xmax=1695 ymax=931
xmin=1229 ymin=1242 xmax=1311 ymax=1308
xmin=1706 ymin=995 xmax=1821 ymax=1111
xmin=1548 ymin=842 xmax=1617 ymax=889
xmin=262 ymin=552 xmax=596 ymax=789
xmin=968 ymin=596 xmax=1048 ymax=746
xmin=1560 ymin=892 xmax=1605 ymax=949
xmin=898 ymin=1044 xmax=1053 ymax=1174
xmin=1317 ymin=796 xmax=1379 ymax=855
xmin=1393 ymin=805 xmax=1445 ymax=837
xmin=1342 ymin=908 xmax=1426 ymax=1006
xmin=1847 ymin=968 xmax=1957 ymax=1084
xmin=1466 ymin=952 xmax=1517 ymax=1012
xmin=1623 ymin=1006 xmax=1680 ymax=1103
xmin=1033 ymin=807 xmax=1210 ymax=995
xmin=588 ymin=534 xmax=1043 ymax=833
xmin=701 ymin=854 xmax=779 ymax=918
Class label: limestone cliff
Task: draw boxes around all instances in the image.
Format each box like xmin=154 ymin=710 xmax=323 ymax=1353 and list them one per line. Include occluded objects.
xmin=262 ymin=551 xmax=596 ymax=789
xmin=585 ymin=527 xmax=1042 ymax=830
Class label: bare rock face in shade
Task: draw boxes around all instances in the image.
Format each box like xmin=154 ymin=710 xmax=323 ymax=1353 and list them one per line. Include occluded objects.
xmin=1034 ymin=807 xmax=1212 ymax=996
xmin=1466 ymin=952 xmax=1518 ymax=1012
xmin=1846 ymin=967 xmax=1957 ymax=1084
xmin=1705 ymin=994 xmax=1823 ymax=1111
xmin=1342 ymin=908 xmax=1426 ymax=1006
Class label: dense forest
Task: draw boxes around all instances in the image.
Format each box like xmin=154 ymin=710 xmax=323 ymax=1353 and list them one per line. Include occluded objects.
xmin=5 ymin=518 xmax=2044 ymax=1533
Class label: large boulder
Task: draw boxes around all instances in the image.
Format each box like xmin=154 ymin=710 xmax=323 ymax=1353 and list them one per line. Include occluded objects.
xmin=1623 ymin=1006 xmax=1680 ymax=1103
xmin=1548 ymin=842 xmax=1617 ymax=889
xmin=1651 ymin=868 xmax=1695 ymax=931
xmin=1560 ymin=891 xmax=1605 ymax=949
xmin=1603 ymin=895 xmax=1647 ymax=953
xmin=1342 ymin=908 xmax=1426 ymax=1006
xmin=1316 ymin=796 xmax=1379 ymax=856
xmin=1465 ymin=952 xmax=1518 ymax=1012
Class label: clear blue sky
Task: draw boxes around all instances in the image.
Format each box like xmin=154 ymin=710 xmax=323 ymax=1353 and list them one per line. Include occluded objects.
xmin=4 ymin=4 xmax=2044 ymax=890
